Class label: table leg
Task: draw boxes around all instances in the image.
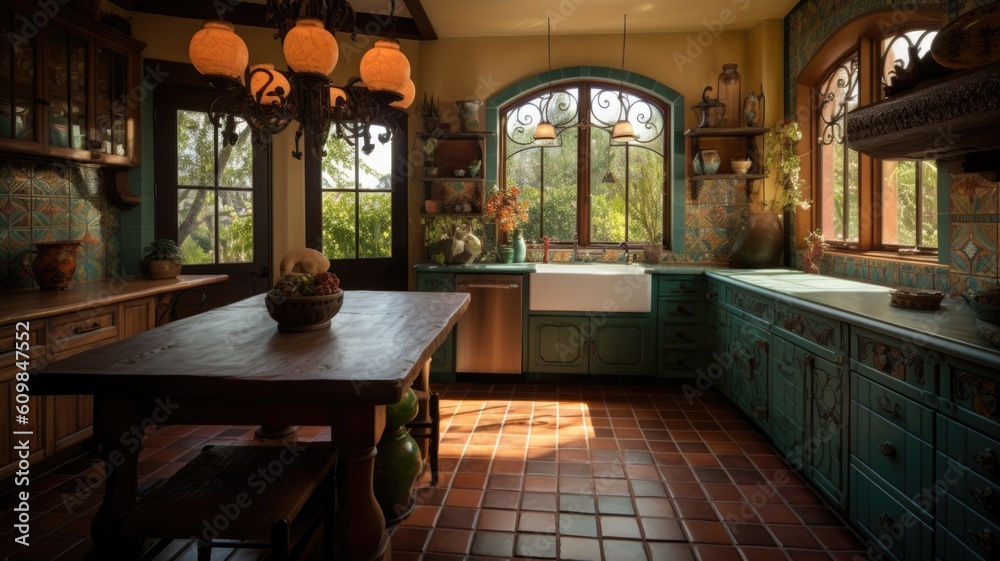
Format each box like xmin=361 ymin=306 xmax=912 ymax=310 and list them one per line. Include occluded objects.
xmin=86 ymin=397 xmax=144 ymax=561
xmin=330 ymin=404 xmax=389 ymax=560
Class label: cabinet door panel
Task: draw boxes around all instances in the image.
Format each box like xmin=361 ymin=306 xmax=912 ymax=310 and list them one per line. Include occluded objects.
xmin=591 ymin=318 xmax=651 ymax=376
xmin=527 ymin=316 xmax=588 ymax=374
xmin=807 ymin=354 xmax=844 ymax=504
xmin=731 ymin=317 xmax=770 ymax=431
xmin=770 ymin=336 xmax=805 ymax=466
xmin=850 ymin=466 xmax=932 ymax=561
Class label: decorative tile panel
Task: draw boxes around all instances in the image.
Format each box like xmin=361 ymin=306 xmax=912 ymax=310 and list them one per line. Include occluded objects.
xmin=0 ymin=162 xmax=121 ymax=290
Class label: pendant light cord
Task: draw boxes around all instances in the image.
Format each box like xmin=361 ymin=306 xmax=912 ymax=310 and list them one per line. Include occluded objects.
xmin=620 ymin=14 xmax=627 ymax=78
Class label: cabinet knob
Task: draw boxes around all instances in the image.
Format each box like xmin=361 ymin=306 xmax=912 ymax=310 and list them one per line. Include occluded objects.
xmin=972 ymin=487 xmax=996 ymax=511
xmin=975 ymin=448 xmax=998 ymax=472
xmin=876 ymin=394 xmax=903 ymax=419
xmin=876 ymin=510 xmax=894 ymax=530
xmin=877 ymin=440 xmax=896 ymax=459
xmin=969 ymin=528 xmax=996 ymax=553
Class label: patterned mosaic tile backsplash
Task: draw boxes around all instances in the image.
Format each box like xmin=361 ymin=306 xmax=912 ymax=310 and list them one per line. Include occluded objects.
xmin=0 ymin=162 xmax=121 ymax=290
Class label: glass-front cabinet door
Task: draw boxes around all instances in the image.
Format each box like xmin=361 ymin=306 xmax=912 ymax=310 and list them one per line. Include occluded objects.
xmin=0 ymin=6 xmax=37 ymax=146
xmin=94 ymin=45 xmax=129 ymax=158
xmin=47 ymin=29 xmax=89 ymax=151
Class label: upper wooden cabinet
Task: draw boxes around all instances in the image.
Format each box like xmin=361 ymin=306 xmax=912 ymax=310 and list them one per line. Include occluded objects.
xmin=0 ymin=2 xmax=145 ymax=167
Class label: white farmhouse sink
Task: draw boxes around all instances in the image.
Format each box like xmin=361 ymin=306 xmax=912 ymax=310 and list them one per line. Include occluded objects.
xmin=529 ymin=263 xmax=652 ymax=312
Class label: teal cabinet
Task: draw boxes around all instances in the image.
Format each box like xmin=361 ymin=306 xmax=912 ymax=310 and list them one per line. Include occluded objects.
xmin=729 ymin=316 xmax=770 ymax=433
xmin=770 ymin=335 xmax=805 ymax=468
xmin=527 ymin=315 xmax=651 ymax=376
xmin=415 ymin=272 xmax=456 ymax=378
xmin=807 ymin=353 xmax=845 ymax=505
xmin=655 ymin=275 xmax=708 ymax=378
xmin=850 ymin=465 xmax=933 ymax=561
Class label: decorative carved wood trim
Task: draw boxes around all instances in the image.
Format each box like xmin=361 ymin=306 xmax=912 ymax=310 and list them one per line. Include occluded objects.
xmin=846 ymin=61 xmax=1000 ymax=161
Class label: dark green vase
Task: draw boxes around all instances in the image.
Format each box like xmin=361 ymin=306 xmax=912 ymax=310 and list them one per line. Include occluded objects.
xmin=373 ymin=388 xmax=422 ymax=525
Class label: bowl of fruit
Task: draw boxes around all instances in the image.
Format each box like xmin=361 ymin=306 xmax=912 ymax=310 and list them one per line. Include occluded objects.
xmin=266 ymin=249 xmax=343 ymax=332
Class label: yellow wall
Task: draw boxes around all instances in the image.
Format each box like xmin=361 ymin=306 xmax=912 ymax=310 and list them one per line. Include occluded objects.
xmin=114 ymin=3 xmax=785 ymax=287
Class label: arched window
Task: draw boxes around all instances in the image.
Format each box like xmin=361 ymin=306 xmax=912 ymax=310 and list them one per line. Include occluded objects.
xmin=502 ymin=82 xmax=669 ymax=247
xmin=811 ymin=25 xmax=940 ymax=251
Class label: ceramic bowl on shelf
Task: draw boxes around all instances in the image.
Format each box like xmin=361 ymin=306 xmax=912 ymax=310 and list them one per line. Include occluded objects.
xmin=453 ymin=169 xmax=466 ymax=177
xmin=731 ymin=159 xmax=752 ymax=175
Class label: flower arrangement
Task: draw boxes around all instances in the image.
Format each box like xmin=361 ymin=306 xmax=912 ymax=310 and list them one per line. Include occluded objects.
xmin=483 ymin=183 xmax=530 ymax=235
xmin=270 ymin=271 xmax=341 ymax=297
xmin=761 ymin=120 xmax=811 ymax=213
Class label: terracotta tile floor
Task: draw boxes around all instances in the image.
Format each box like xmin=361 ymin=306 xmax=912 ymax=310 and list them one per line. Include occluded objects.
xmin=0 ymin=383 xmax=868 ymax=560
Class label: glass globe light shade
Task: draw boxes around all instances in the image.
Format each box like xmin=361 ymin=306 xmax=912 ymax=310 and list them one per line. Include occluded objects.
xmin=533 ymin=121 xmax=557 ymax=142
xmin=611 ymin=119 xmax=636 ymax=141
xmin=189 ymin=20 xmax=248 ymax=81
xmin=283 ymin=17 xmax=338 ymax=75
xmin=360 ymin=38 xmax=410 ymax=93
xmin=390 ymin=78 xmax=415 ymax=109
xmin=329 ymin=87 xmax=347 ymax=107
xmin=249 ymin=64 xmax=290 ymax=105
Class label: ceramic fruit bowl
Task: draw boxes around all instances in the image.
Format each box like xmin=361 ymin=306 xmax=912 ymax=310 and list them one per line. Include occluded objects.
xmin=963 ymin=293 xmax=1000 ymax=325
xmin=890 ymin=288 xmax=944 ymax=310
xmin=265 ymin=290 xmax=344 ymax=332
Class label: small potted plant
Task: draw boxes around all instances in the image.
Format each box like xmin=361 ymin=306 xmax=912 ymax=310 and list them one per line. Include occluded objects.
xmin=419 ymin=93 xmax=441 ymax=133
xmin=422 ymin=137 xmax=439 ymax=177
xmin=140 ymin=239 xmax=183 ymax=279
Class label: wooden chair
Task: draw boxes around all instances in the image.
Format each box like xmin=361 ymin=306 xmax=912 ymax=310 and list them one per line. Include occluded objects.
xmin=123 ymin=445 xmax=337 ymax=561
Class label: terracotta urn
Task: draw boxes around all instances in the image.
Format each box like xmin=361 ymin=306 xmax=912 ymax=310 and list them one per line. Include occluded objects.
xmin=729 ymin=211 xmax=784 ymax=268
xmin=373 ymin=388 xmax=422 ymax=525
xmin=21 ymin=240 xmax=81 ymax=290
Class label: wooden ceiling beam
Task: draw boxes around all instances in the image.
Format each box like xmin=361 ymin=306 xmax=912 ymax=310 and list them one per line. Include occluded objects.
xmin=106 ymin=0 xmax=431 ymax=40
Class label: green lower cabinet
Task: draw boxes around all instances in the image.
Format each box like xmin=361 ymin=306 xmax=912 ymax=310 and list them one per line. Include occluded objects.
xmin=706 ymin=304 xmax=731 ymax=397
xmin=591 ymin=318 xmax=653 ymax=375
xmin=807 ymin=353 xmax=845 ymax=505
xmin=770 ymin=336 xmax=805 ymax=468
xmin=730 ymin=316 xmax=770 ymax=433
xmin=850 ymin=465 xmax=933 ymax=561
xmin=936 ymin=523 xmax=991 ymax=561
xmin=527 ymin=315 xmax=652 ymax=376
xmin=416 ymin=272 xmax=457 ymax=379
xmin=939 ymin=492 xmax=1000 ymax=561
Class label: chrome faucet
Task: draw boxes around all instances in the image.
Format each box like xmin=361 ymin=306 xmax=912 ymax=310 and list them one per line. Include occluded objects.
xmin=572 ymin=234 xmax=580 ymax=261
xmin=618 ymin=242 xmax=635 ymax=263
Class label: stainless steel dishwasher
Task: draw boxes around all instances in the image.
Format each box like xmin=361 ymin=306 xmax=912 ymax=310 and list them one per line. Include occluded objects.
xmin=455 ymin=274 xmax=523 ymax=374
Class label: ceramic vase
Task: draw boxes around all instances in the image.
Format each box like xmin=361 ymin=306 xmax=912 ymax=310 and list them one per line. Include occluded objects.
xmin=373 ymin=388 xmax=422 ymax=525
xmin=501 ymin=246 xmax=514 ymax=263
xmin=693 ymin=149 xmax=721 ymax=175
xmin=21 ymin=240 xmax=81 ymax=290
xmin=729 ymin=211 xmax=784 ymax=268
xmin=455 ymin=100 xmax=482 ymax=132
xmin=513 ymin=230 xmax=527 ymax=263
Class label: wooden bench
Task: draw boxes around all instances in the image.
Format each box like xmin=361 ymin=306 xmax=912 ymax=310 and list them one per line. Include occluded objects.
xmin=122 ymin=445 xmax=337 ymax=561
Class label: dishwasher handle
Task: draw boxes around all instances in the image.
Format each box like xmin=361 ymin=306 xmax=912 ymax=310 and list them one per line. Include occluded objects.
xmin=457 ymin=281 xmax=521 ymax=290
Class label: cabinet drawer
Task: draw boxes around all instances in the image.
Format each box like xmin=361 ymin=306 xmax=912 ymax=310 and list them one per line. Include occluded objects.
xmin=416 ymin=272 xmax=455 ymax=292
xmin=851 ymin=400 xmax=934 ymax=512
xmin=941 ymin=357 xmax=1000 ymax=437
xmin=656 ymin=276 xmax=705 ymax=300
xmin=939 ymin=492 xmax=1000 ymax=561
xmin=850 ymin=325 xmax=937 ymax=405
xmin=657 ymin=323 xmax=704 ymax=349
xmin=773 ymin=304 xmax=843 ymax=363
xmin=47 ymin=305 xmax=119 ymax=359
xmin=938 ymin=415 xmax=1000 ymax=488
xmin=0 ymin=322 xmax=46 ymax=377
xmin=850 ymin=466 xmax=933 ymax=561
xmin=852 ymin=372 xmax=934 ymax=440
xmin=937 ymin=523 xmax=991 ymax=561
xmin=658 ymin=350 xmax=700 ymax=376
xmin=938 ymin=452 xmax=1000 ymax=529
xmin=657 ymin=299 xmax=706 ymax=323
xmin=723 ymin=284 xmax=773 ymax=324
xmin=706 ymin=279 xmax=725 ymax=305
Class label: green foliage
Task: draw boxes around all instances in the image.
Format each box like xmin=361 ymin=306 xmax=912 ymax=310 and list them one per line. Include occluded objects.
xmin=139 ymin=239 xmax=183 ymax=266
xmin=179 ymin=237 xmax=212 ymax=265
xmin=762 ymin=121 xmax=811 ymax=212
xmin=421 ymin=216 xmax=484 ymax=263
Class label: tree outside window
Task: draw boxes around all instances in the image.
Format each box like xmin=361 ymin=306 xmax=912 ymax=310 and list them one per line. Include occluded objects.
xmin=502 ymin=83 xmax=668 ymax=247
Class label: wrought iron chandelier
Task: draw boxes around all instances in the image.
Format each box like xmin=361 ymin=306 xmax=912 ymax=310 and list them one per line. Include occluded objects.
xmin=187 ymin=0 xmax=414 ymax=159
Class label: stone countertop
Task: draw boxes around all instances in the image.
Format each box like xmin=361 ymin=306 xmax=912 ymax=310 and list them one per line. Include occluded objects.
xmin=0 ymin=275 xmax=229 ymax=324
xmin=415 ymin=262 xmax=731 ymax=274
xmin=707 ymin=269 xmax=999 ymax=369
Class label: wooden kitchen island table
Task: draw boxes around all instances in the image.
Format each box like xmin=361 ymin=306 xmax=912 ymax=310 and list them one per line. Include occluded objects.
xmin=29 ymin=290 xmax=470 ymax=561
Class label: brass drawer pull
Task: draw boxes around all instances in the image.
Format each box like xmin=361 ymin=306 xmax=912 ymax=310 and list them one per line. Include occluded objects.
xmin=878 ymin=440 xmax=897 ymax=459
xmin=876 ymin=394 xmax=903 ymax=419
xmin=975 ymin=448 xmax=999 ymax=472
xmin=877 ymin=510 xmax=894 ymax=529
xmin=973 ymin=487 xmax=996 ymax=511
xmin=969 ymin=528 xmax=996 ymax=553
xmin=73 ymin=322 xmax=102 ymax=335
